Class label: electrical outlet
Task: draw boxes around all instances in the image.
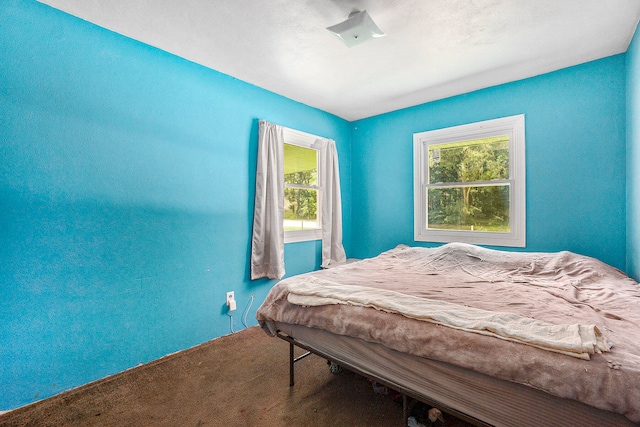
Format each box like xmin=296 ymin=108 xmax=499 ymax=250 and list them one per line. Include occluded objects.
xmin=226 ymin=291 xmax=234 ymax=306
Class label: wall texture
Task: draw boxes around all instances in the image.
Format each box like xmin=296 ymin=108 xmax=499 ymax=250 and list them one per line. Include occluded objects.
xmin=351 ymin=55 xmax=627 ymax=271
xmin=628 ymin=24 xmax=640 ymax=280
xmin=0 ymin=0 xmax=351 ymax=409
xmin=1 ymin=0 xmax=635 ymax=412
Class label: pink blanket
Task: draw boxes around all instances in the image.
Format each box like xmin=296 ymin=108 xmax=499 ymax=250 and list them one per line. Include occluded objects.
xmin=256 ymin=243 xmax=640 ymax=422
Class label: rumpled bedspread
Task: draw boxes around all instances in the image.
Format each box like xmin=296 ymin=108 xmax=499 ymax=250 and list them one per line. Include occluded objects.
xmin=256 ymin=243 xmax=640 ymax=422
xmin=287 ymin=277 xmax=609 ymax=359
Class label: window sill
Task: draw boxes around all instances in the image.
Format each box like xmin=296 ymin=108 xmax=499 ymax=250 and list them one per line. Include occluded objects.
xmin=285 ymin=229 xmax=322 ymax=244
xmin=414 ymin=230 xmax=525 ymax=248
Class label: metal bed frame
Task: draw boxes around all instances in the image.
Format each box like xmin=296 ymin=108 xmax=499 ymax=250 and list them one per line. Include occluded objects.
xmin=277 ymin=331 xmax=490 ymax=427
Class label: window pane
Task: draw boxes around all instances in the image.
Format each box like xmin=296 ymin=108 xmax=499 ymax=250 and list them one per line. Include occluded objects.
xmin=284 ymin=188 xmax=319 ymax=230
xmin=429 ymin=136 xmax=509 ymax=184
xmin=427 ymin=185 xmax=510 ymax=232
xmin=284 ymin=144 xmax=317 ymax=186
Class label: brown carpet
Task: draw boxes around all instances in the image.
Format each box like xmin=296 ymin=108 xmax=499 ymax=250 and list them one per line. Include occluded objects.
xmin=0 ymin=326 xmax=474 ymax=427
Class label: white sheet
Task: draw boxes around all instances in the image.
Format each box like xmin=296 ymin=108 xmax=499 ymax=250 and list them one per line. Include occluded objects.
xmin=287 ymin=277 xmax=609 ymax=359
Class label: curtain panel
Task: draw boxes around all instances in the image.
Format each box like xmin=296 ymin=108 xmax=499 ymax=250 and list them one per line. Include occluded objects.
xmin=250 ymin=121 xmax=346 ymax=280
xmin=319 ymin=138 xmax=347 ymax=268
xmin=250 ymin=121 xmax=285 ymax=280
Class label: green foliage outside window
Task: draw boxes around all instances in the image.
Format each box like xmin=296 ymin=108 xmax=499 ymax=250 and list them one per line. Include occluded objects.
xmin=284 ymin=173 xmax=317 ymax=222
xmin=284 ymin=144 xmax=319 ymax=230
xmin=427 ymin=136 xmax=510 ymax=232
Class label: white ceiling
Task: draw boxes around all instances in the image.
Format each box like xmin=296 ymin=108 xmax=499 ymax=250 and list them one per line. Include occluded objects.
xmin=38 ymin=0 xmax=640 ymax=121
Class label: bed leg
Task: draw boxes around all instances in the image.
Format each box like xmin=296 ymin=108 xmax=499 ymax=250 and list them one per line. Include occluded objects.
xmin=402 ymin=393 xmax=408 ymax=425
xmin=289 ymin=341 xmax=295 ymax=386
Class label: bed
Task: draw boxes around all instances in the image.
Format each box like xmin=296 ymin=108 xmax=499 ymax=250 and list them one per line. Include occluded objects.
xmin=256 ymin=243 xmax=640 ymax=426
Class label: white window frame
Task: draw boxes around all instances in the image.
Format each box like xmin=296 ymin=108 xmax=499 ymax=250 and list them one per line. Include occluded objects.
xmin=413 ymin=114 xmax=526 ymax=247
xmin=283 ymin=127 xmax=323 ymax=244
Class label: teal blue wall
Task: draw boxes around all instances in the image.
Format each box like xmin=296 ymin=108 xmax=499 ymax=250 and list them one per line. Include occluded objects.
xmin=351 ymin=55 xmax=627 ymax=271
xmin=0 ymin=0 xmax=351 ymax=409
xmin=628 ymin=25 xmax=640 ymax=280
xmin=1 ymin=0 xmax=635 ymax=413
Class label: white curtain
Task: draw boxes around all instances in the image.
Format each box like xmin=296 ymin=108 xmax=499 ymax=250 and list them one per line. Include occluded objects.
xmin=319 ymin=139 xmax=347 ymax=268
xmin=250 ymin=121 xmax=346 ymax=279
xmin=250 ymin=121 xmax=285 ymax=280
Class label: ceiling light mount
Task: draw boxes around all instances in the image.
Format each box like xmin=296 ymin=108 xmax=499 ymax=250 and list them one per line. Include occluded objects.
xmin=326 ymin=10 xmax=386 ymax=48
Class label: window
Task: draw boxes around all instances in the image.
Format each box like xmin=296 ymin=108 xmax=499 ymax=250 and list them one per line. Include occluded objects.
xmin=251 ymin=120 xmax=345 ymax=279
xmin=283 ymin=128 xmax=322 ymax=243
xmin=413 ymin=114 xmax=526 ymax=247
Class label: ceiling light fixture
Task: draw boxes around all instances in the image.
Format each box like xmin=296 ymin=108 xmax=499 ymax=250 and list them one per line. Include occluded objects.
xmin=326 ymin=10 xmax=386 ymax=48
